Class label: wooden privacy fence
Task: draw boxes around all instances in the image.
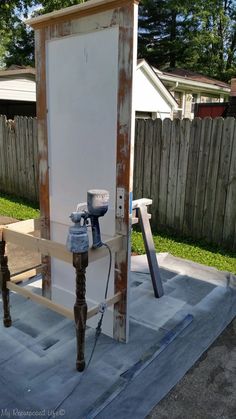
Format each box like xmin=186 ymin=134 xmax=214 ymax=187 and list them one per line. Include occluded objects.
xmin=0 ymin=115 xmax=235 ymax=251
xmin=0 ymin=115 xmax=38 ymax=202
xmin=134 ymin=117 xmax=236 ymax=251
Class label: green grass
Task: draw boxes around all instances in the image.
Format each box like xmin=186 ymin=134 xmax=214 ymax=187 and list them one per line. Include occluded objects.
xmin=132 ymin=230 xmax=236 ymax=275
xmin=0 ymin=192 xmax=39 ymax=220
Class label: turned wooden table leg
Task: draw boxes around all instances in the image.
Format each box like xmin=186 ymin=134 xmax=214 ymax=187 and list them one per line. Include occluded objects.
xmin=73 ymin=252 xmax=88 ymax=372
xmin=0 ymin=241 xmax=12 ymax=327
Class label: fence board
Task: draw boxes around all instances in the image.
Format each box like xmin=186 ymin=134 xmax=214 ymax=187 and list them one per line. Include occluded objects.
xmin=7 ymin=121 xmax=15 ymax=194
xmin=25 ymin=117 xmax=36 ymax=201
xmin=19 ymin=117 xmax=27 ymax=197
xmin=193 ymin=117 xmax=212 ymax=239
xmin=183 ymin=118 xmax=201 ymax=236
xmin=133 ymin=119 xmax=145 ymax=200
xmin=142 ymin=120 xmax=154 ymax=198
xmin=202 ymin=118 xmax=224 ymax=242
xmin=27 ymin=118 xmax=33 ymax=198
xmin=158 ymin=118 xmax=172 ymax=227
xmin=33 ymin=117 xmax=39 ymax=200
xmin=212 ymin=117 xmax=235 ymax=245
xmin=150 ymin=118 xmax=162 ymax=230
xmin=12 ymin=120 xmax=19 ymax=195
xmin=25 ymin=118 xmax=31 ymax=197
xmin=15 ymin=117 xmax=22 ymax=196
xmin=222 ymin=121 xmax=236 ymax=249
xmin=175 ymin=119 xmax=191 ymax=231
xmin=166 ymin=118 xmax=180 ymax=227
xmin=2 ymin=117 xmax=10 ymax=192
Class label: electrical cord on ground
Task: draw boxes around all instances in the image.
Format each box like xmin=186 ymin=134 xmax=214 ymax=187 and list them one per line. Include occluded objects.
xmin=48 ymin=242 xmax=112 ymax=419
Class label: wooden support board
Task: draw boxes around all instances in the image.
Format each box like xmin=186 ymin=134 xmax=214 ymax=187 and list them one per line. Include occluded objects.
xmin=27 ymin=0 xmax=138 ymax=341
xmin=2 ymin=227 xmax=123 ymax=265
xmin=137 ymin=205 xmax=164 ymax=298
xmin=11 ymin=265 xmax=43 ymax=283
xmin=132 ymin=199 xmax=164 ymax=298
xmin=0 ymin=218 xmax=40 ymax=236
xmin=7 ymin=281 xmax=122 ymax=321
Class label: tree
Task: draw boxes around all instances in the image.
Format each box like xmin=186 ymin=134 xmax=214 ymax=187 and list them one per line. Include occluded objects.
xmin=0 ymin=0 xmax=82 ymax=68
xmin=138 ymin=0 xmax=236 ymax=81
xmin=138 ymin=0 xmax=194 ymax=68
xmin=0 ymin=1 xmax=36 ymax=67
xmin=1 ymin=0 xmax=236 ymax=81
xmin=39 ymin=0 xmax=82 ymax=14
xmin=185 ymin=0 xmax=236 ymax=80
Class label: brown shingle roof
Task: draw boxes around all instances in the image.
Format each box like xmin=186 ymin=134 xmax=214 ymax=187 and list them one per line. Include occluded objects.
xmin=164 ymin=68 xmax=230 ymax=89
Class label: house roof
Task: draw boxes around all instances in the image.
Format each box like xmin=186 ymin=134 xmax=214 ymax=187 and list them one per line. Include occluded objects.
xmin=152 ymin=66 xmax=230 ymax=94
xmin=0 ymin=66 xmax=35 ymax=78
xmin=163 ymin=68 xmax=229 ymax=89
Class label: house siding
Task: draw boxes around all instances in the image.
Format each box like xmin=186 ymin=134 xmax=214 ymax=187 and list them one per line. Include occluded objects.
xmin=0 ymin=76 xmax=36 ymax=102
xmin=135 ymin=67 xmax=173 ymax=119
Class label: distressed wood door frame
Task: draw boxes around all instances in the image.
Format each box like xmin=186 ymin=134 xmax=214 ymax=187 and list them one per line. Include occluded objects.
xmin=29 ymin=0 xmax=139 ymax=342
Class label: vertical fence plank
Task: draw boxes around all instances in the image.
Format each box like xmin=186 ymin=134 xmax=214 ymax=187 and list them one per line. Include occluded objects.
xmin=15 ymin=117 xmax=22 ymax=196
xmin=183 ymin=118 xmax=201 ymax=236
xmin=7 ymin=120 xmax=15 ymax=195
xmin=0 ymin=116 xmax=4 ymax=189
xmin=158 ymin=118 xmax=172 ymax=227
xmin=30 ymin=117 xmax=37 ymax=201
xmin=2 ymin=116 xmax=10 ymax=193
xmin=4 ymin=121 xmax=11 ymax=193
xmin=222 ymin=119 xmax=236 ymax=249
xmin=212 ymin=117 xmax=235 ymax=245
xmin=202 ymin=118 xmax=224 ymax=243
xmin=175 ymin=118 xmax=191 ymax=232
xmin=33 ymin=117 xmax=39 ymax=200
xmin=27 ymin=118 xmax=33 ymax=200
xmin=20 ymin=116 xmax=28 ymax=198
xmin=142 ymin=119 xmax=154 ymax=198
xmin=11 ymin=117 xmax=19 ymax=196
xmin=193 ymin=117 xmax=213 ymax=239
xmin=150 ymin=118 xmax=162 ymax=230
xmin=25 ymin=117 xmax=30 ymax=199
xmin=0 ymin=115 xmax=7 ymax=192
xmin=166 ymin=118 xmax=180 ymax=228
xmin=26 ymin=117 xmax=35 ymax=201
xmin=133 ymin=119 xmax=145 ymax=200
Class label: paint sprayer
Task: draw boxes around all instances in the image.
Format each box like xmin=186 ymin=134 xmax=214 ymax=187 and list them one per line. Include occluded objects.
xmin=67 ymin=189 xmax=109 ymax=253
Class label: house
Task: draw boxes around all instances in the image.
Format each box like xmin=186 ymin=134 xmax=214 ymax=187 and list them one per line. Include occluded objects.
xmin=1 ymin=62 xmax=229 ymax=121
xmin=0 ymin=61 xmax=178 ymax=121
xmin=223 ymin=78 xmax=236 ymax=117
xmin=0 ymin=66 xmax=36 ymax=119
xmin=154 ymin=67 xmax=230 ymax=119
xmin=135 ymin=59 xmax=178 ymax=119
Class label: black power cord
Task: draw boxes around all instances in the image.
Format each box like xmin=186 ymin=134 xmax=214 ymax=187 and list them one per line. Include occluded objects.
xmin=48 ymin=242 xmax=112 ymax=418
xmin=86 ymin=241 xmax=112 ymax=370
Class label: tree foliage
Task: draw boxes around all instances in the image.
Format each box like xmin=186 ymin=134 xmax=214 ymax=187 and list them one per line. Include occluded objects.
xmin=0 ymin=0 xmax=82 ymax=68
xmin=1 ymin=0 xmax=236 ymax=81
xmin=0 ymin=1 xmax=35 ymax=67
xmin=139 ymin=0 xmax=236 ymax=81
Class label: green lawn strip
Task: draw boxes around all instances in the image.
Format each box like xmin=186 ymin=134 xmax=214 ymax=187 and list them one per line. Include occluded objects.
xmin=0 ymin=192 xmax=39 ymax=220
xmin=132 ymin=230 xmax=236 ymax=275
